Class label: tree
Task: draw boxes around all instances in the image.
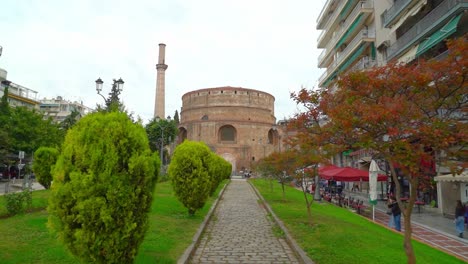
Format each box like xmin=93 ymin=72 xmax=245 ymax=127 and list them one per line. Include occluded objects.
xmin=256 ymin=151 xmax=295 ymax=201
xmin=0 ymin=85 xmax=13 ymax=163
xmin=289 ymin=87 xmax=344 ymax=223
xmin=319 ymin=36 xmax=467 ymax=263
xmin=145 ymin=117 xmax=177 ymax=153
xmin=60 ymin=108 xmax=81 ymax=131
xmin=173 ymin=110 xmax=180 ymax=124
xmin=168 ymin=140 xmax=212 ymax=215
xmin=32 ymin=147 xmax=59 ymax=189
xmin=48 ymin=111 xmax=158 ymax=263
xmin=9 ymin=107 xmax=63 ymax=154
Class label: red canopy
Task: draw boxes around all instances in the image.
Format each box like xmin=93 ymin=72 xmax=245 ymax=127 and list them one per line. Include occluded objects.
xmin=319 ymin=166 xmax=387 ymax=182
xmin=304 ymin=165 xmax=340 ymax=175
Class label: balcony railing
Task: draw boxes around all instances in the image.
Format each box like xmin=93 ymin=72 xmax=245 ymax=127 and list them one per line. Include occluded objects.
xmin=387 ymin=0 xmax=467 ymax=60
xmin=319 ymin=29 xmax=375 ymax=86
xmin=1 ymin=82 xmax=38 ymax=101
xmin=318 ymin=0 xmax=373 ymax=66
xmin=317 ymin=0 xmax=347 ymax=46
xmin=382 ymin=0 xmax=412 ymax=27
xmin=349 ymin=56 xmax=377 ymax=72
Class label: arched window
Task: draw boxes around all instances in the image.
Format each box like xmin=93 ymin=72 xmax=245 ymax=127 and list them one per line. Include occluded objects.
xmin=219 ymin=125 xmax=236 ymax=142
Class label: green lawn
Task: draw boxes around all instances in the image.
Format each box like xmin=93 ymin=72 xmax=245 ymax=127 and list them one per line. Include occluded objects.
xmin=0 ymin=181 xmax=226 ymax=264
xmin=250 ymin=179 xmax=464 ymax=264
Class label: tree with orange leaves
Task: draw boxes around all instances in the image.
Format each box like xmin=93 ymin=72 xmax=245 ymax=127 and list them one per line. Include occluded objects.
xmin=318 ymin=36 xmax=467 ymax=263
xmin=287 ymin=88 xmax=340 ymax=225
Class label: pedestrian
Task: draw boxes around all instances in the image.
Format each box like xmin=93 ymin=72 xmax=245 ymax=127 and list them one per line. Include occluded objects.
xmin=386 ymin=198 xmax=395 ymax=228
xmin=388 ymin=197 xmax=401 ymax=231
xmin=455 ymin=200 xmax=464 ymax=238
xmin=464 ymin=202 xmax=468 ymax=231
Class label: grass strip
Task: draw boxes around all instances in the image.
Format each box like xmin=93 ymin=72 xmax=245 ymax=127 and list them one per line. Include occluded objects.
xmin=0 ymin=180 xmax=226 ymax=264
xmin=251 ymin=178 xmax=464 ymax=264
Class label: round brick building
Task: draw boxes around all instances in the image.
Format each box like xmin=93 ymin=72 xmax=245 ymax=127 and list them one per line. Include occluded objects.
xmin=178 ymin=86 xmax=281 ymax=174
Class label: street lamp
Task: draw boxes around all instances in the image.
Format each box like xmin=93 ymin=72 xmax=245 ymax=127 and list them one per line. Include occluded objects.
xmin=95 ymin=77 xmax=124 ymax=103
xmin=155 ymin=115 xmax=172 ymax=173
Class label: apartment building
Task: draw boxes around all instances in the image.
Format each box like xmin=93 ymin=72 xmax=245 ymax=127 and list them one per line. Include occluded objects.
xmin=39 ymin=96 xmax=91 ymax=123
xmin=379 ymin=0 xmax=467 ymax=64
xmin=318 ymin=0 xmax=467 ymax=90
xmin=316 ymin=0 xmax=467 ymax=215
xmin=317 ymin=0 xmax=376 ymax=88
xmin=0 ymin=68 xmax=40 ymax=109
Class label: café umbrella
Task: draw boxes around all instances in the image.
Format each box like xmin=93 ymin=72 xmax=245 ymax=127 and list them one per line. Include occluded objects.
xmin=369 ymin=160 xmax=384 ymax=221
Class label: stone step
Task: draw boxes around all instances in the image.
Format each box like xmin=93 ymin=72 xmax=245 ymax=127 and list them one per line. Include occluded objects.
xmin=231 ymin=175 xmax=244 ymax=180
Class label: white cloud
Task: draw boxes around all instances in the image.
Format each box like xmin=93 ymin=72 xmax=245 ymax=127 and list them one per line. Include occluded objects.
xmin=0 ymin=0 xmax=326 ymax=123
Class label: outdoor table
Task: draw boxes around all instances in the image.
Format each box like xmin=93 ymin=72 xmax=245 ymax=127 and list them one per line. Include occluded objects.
xmin=414 ymin=201 xmax=425 ymax=213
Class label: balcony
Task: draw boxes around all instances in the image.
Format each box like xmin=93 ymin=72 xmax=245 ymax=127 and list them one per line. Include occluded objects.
xmin=317 ymin=0 xmax=348 ymax=48
xmin=318 ymin=0 xmax=373 ymax=67
xmin=319 ymin=29 xmax=375 ymax=86
xmin=349 ymin=56 xmax=377 ymax=72
xmin=382 ymin=0 xmax=413 ymax=28
xmin=387 ymin=0 xmax=467 ymax=61
xmin=1 ymin=82 xmax=38 ymax=102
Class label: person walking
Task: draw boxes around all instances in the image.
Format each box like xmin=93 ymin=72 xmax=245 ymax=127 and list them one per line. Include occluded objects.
xmin=386 ymin=198 xmax=395 ymax=228
xmin=388 ymin=197 xmax=401 ymax=231
xmin=455 ymin=200 xmax=464 ymax=238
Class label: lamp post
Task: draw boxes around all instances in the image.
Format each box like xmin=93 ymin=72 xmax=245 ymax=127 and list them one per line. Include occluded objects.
xmin=95 ymin=77 xmax=124 ymax=104
xmin=156 ymin=116 xmax=172 ymax=174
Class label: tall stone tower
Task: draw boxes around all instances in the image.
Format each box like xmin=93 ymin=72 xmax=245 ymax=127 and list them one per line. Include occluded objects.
xmin=154 ymin=43 xmax=168 ymax=119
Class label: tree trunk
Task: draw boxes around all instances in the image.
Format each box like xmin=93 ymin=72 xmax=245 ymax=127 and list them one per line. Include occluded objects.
xmin=389 ymin=163 xmax=417 ymax=264
xmin=281 ymin=183 xmax=286 ymax=201
xmin=302 ymin=189 xmax=313 ymax=225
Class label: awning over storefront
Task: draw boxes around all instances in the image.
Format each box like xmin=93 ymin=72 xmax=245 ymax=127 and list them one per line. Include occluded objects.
xmin=416 ymin=13 xmax=463 ymax=57
xmin=434 ymin=171 xmax=468 ymax=182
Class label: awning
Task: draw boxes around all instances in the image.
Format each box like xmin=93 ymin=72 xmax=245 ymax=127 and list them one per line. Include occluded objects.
xmin=434 ymin=171 xmax=468 ymax=182
xmin=336 ymin=14 xmax=364 ymax=49
xmin=337 ymin=43 xmax=365 ymax=73
xmin=339 ymin=0 xmax=356 ymax=20
xmin=416 ymin=13 xmax=463 ymax=57
xmin=397 ymin=44 xmax=418 ymax=64
xmin=390 ymin=0 xmax=427 ymax=33
xmin=322 ymin=43 xmax=365 ymax=86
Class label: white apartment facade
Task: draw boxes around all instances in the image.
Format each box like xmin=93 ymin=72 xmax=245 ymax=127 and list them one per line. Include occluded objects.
xmin=316 ymin=0 xmax=468 ymax=215
xmin=39 ymin=96 xmax=92 ymax=123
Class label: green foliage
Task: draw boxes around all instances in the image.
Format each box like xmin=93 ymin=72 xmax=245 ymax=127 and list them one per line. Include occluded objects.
xmin=48 ymin=111 xmax=158 ymax=264
xmin=4 ymin=189 xmax=32 ymax=215
xmin=168 ymin=140 xmax=212 ymax=215
xmin=60 ymin=108 xmax=81 ymax=131
xmin=207 ymin=154 xmax=231 ymax=196
xmin=173 ymin=110 xmax=180 ymax=124
xmin=10 ymin=107 xmax=63 ymax=154
xmin=33 ymin=147 xmax=59 ymax=189
xmin=145 ymin=117 xmax=178 ymax=153
xmin=0 ymin=85 xmax=64 ymax=164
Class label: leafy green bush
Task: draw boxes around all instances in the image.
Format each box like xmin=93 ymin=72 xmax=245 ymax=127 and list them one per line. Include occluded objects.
xmin=4 ymin=189 xmax=32 ymax=215
xmin=33 ymin=147 xmax=59 ymax=189
xmin=207 ymin=154 xmax=231 ymax=196
xmin=48 ymin=111 xmax=158 ymax=264
xmin=168 ymin=140 xmax=212 ymax=215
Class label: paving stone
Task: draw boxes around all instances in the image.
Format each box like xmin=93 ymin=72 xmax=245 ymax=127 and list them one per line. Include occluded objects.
xmin=189 ymin=180 xmax=300 ymax=264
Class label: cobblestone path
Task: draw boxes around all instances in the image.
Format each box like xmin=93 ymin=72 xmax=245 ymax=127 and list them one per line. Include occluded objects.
xmin=190 ymin=179 xmax=300 ymax=264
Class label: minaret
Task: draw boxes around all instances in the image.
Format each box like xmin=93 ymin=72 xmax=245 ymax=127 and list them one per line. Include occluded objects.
xmin=154 ymin=43 xmax=168 ymax=119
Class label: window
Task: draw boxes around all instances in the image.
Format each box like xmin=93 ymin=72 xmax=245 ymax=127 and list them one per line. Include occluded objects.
xmin=219 ymin=125 xmax=236 ymax=142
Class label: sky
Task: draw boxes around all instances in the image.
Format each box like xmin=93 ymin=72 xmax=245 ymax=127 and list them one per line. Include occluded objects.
xmin=0 ymin=0 xmax=326 ymax=124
